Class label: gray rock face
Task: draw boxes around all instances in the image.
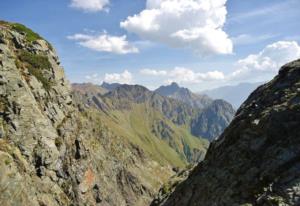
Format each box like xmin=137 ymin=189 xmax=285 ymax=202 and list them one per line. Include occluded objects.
xmin=153 ymin=59 xmax=300 ymax=206
xmin=191 ymin=99 xmax=235 ymax=141
xmin=0 ymin=21 xmax=173 ymax=206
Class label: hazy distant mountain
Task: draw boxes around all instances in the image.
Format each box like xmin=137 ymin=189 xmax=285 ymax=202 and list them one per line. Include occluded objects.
xmin=155 ymin=82 xmax=213 ymax=109
xmin=200 ymin=82 xmax=263 ymax=109
xmin=101 ymin=82 xmax=122 ymax=91
xmin=72 ymin=83 xmax=108 ymax=95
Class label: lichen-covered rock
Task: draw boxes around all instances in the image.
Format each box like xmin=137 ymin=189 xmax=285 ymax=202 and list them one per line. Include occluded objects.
xmin=0 ymin=21 xmax=173 ymax=206
xmin=154 ymin=59 xmax=300 ymax=206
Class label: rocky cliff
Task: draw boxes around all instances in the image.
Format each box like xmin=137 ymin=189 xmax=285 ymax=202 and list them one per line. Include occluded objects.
xmin=0 ymin=21 xmax=174 ymax=206
xmin=152 ymin=59 xmax=300 ymax=205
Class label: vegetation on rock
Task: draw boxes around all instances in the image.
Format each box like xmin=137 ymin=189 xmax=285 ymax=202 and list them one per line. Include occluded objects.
xmin=17 ymin=50 xmax=53 ymax=90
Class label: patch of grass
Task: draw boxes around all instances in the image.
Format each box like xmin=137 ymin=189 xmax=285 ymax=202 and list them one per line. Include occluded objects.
xmin=11 ymin=23 xmax=42 ymax=42
xmin=19 ymin=50 xmax=51 ymax=70
xmin=55 ymin=137 xmax=63 ymax=149
xmin=4 ymin=159 xmax=11 ymax=165
xmin=0 ymin=20 xmax=10 ymax=27
xmin=17 ymin=50 xmax=53 ymax=91
xmin=27 ymin=67 xmax=52 ymax=91
xmin=0 ymin=21 xmax=54 ymax=51
xmin=96 ymin=103 xmax=209 ymax=168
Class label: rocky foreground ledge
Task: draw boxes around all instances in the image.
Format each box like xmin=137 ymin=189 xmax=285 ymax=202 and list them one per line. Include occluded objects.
xmin=152 ymin=59 xmax=300 ymax=205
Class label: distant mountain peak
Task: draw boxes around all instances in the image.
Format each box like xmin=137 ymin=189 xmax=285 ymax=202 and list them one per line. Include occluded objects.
xmin=170 ymin=82 xmax=179 ymax=88
xmin=155 ymin=82 xmax=213 ymax=109
xmin=155 ymin=82 xmax=182 ymax=96
xmin=101 ymin=82 xmax=122 ymax=91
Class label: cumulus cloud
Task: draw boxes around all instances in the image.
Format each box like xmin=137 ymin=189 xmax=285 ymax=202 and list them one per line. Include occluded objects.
xmin=140 ymin=69 xmax=167 ymax=76
xmin=67 ymin=33 xmax=139 ymax=54
xmin=140 ymin=67 xmax=225 ymax=84
xmin=230 ymin=41 xmax=300 ymax=81
xmin=70 ymin=0 xmax=110 ymax=12
xmin=85 ymin=70 xmax=133 ymax=84
xmin=104 ymin=70 xmax=133 ymax=84
xmin=85 ymin=73 xmax=101 ymax=84
xmin=120 ymin=0 xmax=233 ymax=56
xmin=140 ymin=41 xmax=300 ymax=84
xmin=166 ymin=67 xmax=225 ymax=83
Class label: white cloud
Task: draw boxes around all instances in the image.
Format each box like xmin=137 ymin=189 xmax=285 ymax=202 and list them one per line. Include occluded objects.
xmin=230 ymin=41 xmax=300 ymax=81
xmin=67 ymin=33 xmax=139 ymax=54
xmin=85 ymin=70 xmax=133 ymax=84
xmin=232 ymin=34 xmax=275 ymax=45
xmin=104 ymin=70 xmax=133 ymax=84
xmin=120 ymin=0 xmax=233 ymax=56
xmin=140 ymin=67 xmax=225 ymax=84
xmin=85 ymin=73 xmax=101 ymax=84
xmin=139 ymin=41 xmax=300 ymax=85
xmin=167 ymin=67 xmax=225 ymax=83
xmin=70 ymin=0 xmax=110 ymax=12
xmin=140 ymin=69 xmax=167 ymax=76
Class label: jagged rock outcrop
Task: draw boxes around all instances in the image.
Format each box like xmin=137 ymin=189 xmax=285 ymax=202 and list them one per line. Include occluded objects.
xmin=152 ymin=59 xmax=300 ymax=206
xmin=0 ymin=21 xmax=173 ymax=206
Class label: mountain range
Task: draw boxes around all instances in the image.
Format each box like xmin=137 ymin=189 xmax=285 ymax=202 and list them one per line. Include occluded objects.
xmin=200 ymin=82 xmax=263 ymax=109
xmin=73 ymin=81 xmax=236 ymax=166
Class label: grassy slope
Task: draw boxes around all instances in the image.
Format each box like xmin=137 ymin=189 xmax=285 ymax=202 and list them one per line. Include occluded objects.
xmin=98 ymin=102 xmax=209 ymax=168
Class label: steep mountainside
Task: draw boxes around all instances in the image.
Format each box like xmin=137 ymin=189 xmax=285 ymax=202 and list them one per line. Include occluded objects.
xmin=0 ymin=21 xmax=174 ymax=206
xmin=191 ymin=99 xmax=236 ymax=141
xmin=155 ymin=82 xmax=213 ymax=109
xmin=152 ymin=59 xmax=300 ymax=206
xmin=73 ymin=84 xmax=210 ymax=167
xmin=201 ymin=82 xmax=263 ymax=108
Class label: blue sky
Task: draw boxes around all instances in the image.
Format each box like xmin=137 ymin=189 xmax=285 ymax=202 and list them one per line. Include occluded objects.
xmin=1 ymin=0 xmax=300 ymax=91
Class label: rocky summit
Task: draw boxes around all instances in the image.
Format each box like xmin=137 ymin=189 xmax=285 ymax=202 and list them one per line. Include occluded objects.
xmin=155 ymin=82 xmax=213 ymax=109
xmin=152 ymin=59 xmax=300 ymax=206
